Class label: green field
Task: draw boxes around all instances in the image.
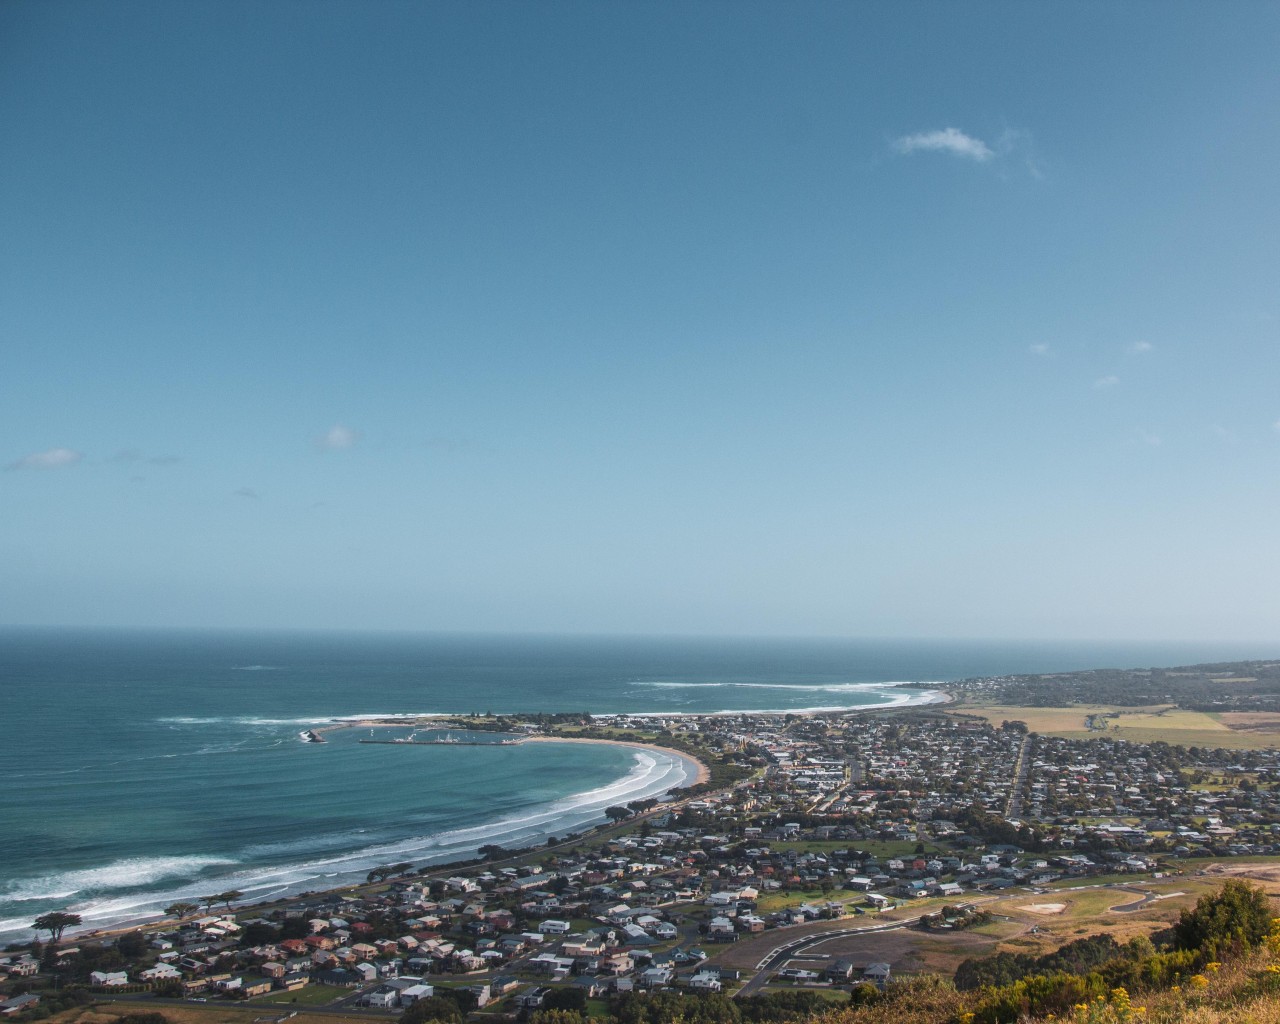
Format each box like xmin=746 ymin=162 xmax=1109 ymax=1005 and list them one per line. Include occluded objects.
xmin=253 ymin=984 xmax=352 ymax=1006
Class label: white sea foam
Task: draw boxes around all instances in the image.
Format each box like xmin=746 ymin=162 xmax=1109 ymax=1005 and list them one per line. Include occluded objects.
xmin=2 ymin=856 xmax=238 ymax=902
xmin=637 ymin=679 xmax=928 ymax=693
xmin=0 ymin=745 xmax=691 ymax=940
xmin=158 ymin=712 xmax=452 ymax=727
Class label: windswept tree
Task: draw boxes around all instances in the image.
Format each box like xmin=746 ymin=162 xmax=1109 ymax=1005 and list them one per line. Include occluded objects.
xmin=164 ymin=902 xmax=199 ymax=921
xmin=33 ymin=911 xmax=81 ymax=944
xmin=604 ymin=805 xmax=632 ymax=822
xmin=218 ymin=890 xmax=244 ymax=911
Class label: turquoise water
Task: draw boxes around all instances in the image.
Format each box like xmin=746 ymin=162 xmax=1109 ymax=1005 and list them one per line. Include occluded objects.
xmin=1 ymin=628 xmax=1272 ymax=939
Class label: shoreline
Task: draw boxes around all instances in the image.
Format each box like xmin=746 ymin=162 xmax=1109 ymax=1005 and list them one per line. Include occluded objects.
xmin=522 ymin=735 xmax=712 ymax=786
xmin=1 ymin=733 xmax=709 ymax=943
xmin=2 ymin=692 xmax=934 ymax=943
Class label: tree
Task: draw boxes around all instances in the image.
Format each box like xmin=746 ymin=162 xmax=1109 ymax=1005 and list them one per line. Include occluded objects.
xmin=33 ymin=911 xmax=82 ymax=944
xmin=117 ymin=932 xmax=148 ymax=959
xmin=216 ymin=890 xmax=244 ymax=911
xmin=1171 ymin=879 xmax=1273 ymax=954
xmin=399 ymin=997 xmax=462 ymax=1024
xmin=543 ymin=987 xmax=587 ymax=1012
xmin=604 ymin=805 xmax=632 ymax=822
xmin=164 ymin=902 xmax=199 ymax=920
xmin=530 ymin=1012 xmax=586 ymax=1024
xmin=478 ymin=844 xmax=506 ymax=860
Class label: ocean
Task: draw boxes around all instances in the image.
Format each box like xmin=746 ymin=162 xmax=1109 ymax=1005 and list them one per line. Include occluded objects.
xmin=0 ymin=628 xmax=1272 ymax=941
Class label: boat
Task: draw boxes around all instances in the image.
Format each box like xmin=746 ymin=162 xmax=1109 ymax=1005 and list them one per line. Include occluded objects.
xmin=299 ymin=729 xmax=326 ymax=743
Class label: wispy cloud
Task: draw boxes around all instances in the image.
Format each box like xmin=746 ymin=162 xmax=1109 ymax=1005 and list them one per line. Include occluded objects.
xmin=1210 ymin=424 xmax=1236 ymax=444
xmin=1130 ymin=340 xmax=1154 ymax=354
xmin=316 ymin=424 xmax=359 ymax=451
xmin=1028 ymin=343 xmax=1051 ymax=357
xmin=233 ymin=487 xmax=260 ymax=499
xmin=1272 ymin=419 xmax=1280 ymax=434
xmin=892 ymin=127 xmax=994 ymax=162
xmin=5 ymin=447 xmax=83 ymax=471
xmin=1093 ymin=376 xmax=1120 ymax=390
xmin=1136 ymin=429 xmax=1162 ymax=447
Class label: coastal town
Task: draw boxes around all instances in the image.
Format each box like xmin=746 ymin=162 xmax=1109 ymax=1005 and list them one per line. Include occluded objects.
xmin=9 ymin=666 xmax=1280 ymax=1024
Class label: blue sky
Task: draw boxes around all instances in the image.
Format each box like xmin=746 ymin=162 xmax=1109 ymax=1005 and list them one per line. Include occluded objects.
xmin=3 ymin=2 xmax=1279 ymax=641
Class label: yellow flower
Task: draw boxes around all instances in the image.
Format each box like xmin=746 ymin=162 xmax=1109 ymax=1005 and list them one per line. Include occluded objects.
xmin=1189 ymin=974 xmax=1209 ymax=989
xmin=1205 ymin=962 xmax=1221 ymax=973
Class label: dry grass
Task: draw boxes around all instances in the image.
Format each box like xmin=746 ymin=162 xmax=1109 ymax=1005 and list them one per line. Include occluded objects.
xmin=47 ymin=1004 xmax=379 ymax=1024
xmin=955 ymin=705 xmax=1280 ymax=749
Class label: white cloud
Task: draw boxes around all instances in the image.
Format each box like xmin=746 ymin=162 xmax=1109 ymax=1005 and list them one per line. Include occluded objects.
xmin=1210 ymin=424 xmax=1236 ymax=443
xmin=1137 ymin=429 xmax=1162 ymax=447
xmin=1028 ymin=343 xmax=1051 ymax=356
xmin=1130 ymin=341 xmax=1154 ymax=354
xmin=5 ymin=447 xmax=83 ymax=471
xmin=1272 ymin=419 xmax=1280 ymax=434
xmin=1093 ymin=376 xmax=1119 ymax=389
xmin=892 ymin=127 xmax=994 ymax=162
xmin=317 ymin=424 xmax=359 ymax=451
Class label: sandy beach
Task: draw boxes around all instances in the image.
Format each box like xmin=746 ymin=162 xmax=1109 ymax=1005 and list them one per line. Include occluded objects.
xmin=523 ymin=734 xmax=712 ymax=786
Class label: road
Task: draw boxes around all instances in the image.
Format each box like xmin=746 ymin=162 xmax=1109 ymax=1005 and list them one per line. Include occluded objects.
xmin=1005 ymin=734 xmax=1033 ymax=818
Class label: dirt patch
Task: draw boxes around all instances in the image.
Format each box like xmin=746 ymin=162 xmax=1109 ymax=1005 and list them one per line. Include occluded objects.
xmin=804 ymin=927 xmax=1006 ymax=976
xmin=1018 ymin=902 xmax=1068 ymax=915
xmin=1195 ymin=862 xmax=1280 ymax=888
xmin=1219 ymin=713 xmax=1280 ymax=733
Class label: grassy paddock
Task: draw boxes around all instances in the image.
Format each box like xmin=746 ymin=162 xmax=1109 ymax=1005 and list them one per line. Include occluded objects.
xmin=48 ymin=1004 xmax=377 ymax=1024
xmin=252 ymin=984 xmax=351 ymax=1005
xmin=954 ymin=704 xmax=1280 ymax=748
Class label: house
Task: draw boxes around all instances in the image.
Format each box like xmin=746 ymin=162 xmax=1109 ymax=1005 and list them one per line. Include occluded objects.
xmin=242 ymin=978 xmax=273 ymax=997
xmin=399 ymin=983 xmax=435 ymax=1004
xmin=90 ymin=970 xmax=130 ymax=987
xmin=516 ymin=987 xmax=549 ymax=1009
xmin=862 ymin=963 xmax=892 ymax=989
xmin=140 ymin=963 xmax=181 ymax=981
xmin=0 ymin=995 xmax=41 ymax=1017
xmin=688 ymin=971 xmax=722 ymax=991
xmin=573 ymin=977 xmax=611 ymax=998
xmin=641 ymin=965 xmax=673 ymax=987
xmin=706 ymin=916 xmax=736 ymax=940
